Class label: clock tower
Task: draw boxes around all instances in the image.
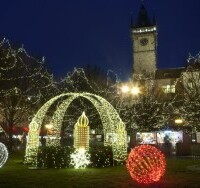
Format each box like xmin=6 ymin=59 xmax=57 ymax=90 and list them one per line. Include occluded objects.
xmin=131 ymin=3 xmax=157 ymax=79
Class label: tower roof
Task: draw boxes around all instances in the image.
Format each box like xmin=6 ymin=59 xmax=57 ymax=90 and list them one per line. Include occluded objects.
xmin=136 ymin=4 xmax=152 ymax=28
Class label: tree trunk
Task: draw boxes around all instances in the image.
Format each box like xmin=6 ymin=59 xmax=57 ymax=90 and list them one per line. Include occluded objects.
xmin=8 ymin=124 xmax=13 ymax=152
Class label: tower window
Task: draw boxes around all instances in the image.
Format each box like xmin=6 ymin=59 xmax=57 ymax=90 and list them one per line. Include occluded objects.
xmin=188 ymin=82 xmax=193 ymax=88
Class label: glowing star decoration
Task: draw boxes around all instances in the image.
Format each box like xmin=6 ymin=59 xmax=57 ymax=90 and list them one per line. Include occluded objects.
xmin=70 ymin=148 xmax=90 ymax=169
xmin=74 ymin=112 xmax=90 ymax=151
xmin=0 ymin=143 xmax=8 ymax=168
xmin=126 ymin=145 xmax=166 ymax=185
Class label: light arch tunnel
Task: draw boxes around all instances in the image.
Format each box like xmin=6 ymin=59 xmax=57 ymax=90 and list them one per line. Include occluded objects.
xmin=24 ymin=92 xmax=127 ymax=164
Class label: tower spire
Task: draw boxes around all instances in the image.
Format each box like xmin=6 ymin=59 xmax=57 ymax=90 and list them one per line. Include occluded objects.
xmin=130 ymin=14 xmax=134 ymax=28
xmin=136 ymin=1 xmax=152 ymax=28
xmin=153 ymin=14 xmax=157 ymax=25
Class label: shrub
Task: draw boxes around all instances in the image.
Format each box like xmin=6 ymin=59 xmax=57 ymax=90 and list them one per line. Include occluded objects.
xmin=36 ymin=145 xmax=115 ymax=168
xmin=89 ymin=145 xmax=113 ymax=167
xmin=37 ymin=146 xmax=74 ymax=168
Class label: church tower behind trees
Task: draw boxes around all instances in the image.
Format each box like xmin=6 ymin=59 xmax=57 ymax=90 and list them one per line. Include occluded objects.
xmin=131 ymin=3 xmax=157 ymax=79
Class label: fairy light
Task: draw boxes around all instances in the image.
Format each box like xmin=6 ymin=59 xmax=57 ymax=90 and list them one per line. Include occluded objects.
xmin=126 ymin=145 xmax=166 ymax=185
xmin=0 ymin=142 xmax=8 ymax=168
xmin=24 ymin=92 xmax=127 ymax=165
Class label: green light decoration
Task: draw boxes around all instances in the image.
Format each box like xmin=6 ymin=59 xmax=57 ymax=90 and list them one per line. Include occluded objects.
xmin=74 ymin=112 xmax=90 ymax=151
xmin=24 ymin=92 xmax=127 ymax=165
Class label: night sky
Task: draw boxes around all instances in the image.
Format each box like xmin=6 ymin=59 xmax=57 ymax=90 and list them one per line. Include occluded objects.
xmin=1 ymin=0 xmax=200 ymax=80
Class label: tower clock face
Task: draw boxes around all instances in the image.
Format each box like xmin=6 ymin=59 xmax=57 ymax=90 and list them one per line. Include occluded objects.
xmin=140 ymin=38 xmax=148 ymax=46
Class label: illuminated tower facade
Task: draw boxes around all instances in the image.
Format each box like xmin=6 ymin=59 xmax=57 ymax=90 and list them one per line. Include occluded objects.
xmin=131 ymin=3 xmax=157 ymax=79
xmin=73 ymin=112 xmax=90 ymax=151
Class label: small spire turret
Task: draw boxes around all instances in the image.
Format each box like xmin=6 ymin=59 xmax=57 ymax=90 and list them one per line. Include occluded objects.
xmin=130 ymin=15 xmax=134 ymax=28
xmin=152 ymin=14 xmax=157 ymax=25
xmin=136 ymin=3 xmax=152 ymax=28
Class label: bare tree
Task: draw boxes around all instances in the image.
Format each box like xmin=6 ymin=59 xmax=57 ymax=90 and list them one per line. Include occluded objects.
xmin=0 ymin=39 xmax=57 ymax=151
xmin=178 ymin=53 xmax=200 ymax=131
xmin=128 ymin=80 xmax=170 ymax=132
xmin=56 ymin=67 xmax=120 ymax=137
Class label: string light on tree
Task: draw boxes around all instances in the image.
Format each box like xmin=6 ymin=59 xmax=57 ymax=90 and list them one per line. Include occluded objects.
xmin=0 ymin=38 xmax=56 ymax=152
xmin=126 ymin=145 xmax=166 ymax=185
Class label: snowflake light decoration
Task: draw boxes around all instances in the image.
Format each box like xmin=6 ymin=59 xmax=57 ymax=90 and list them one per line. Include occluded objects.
xmin=70 ymin=148 xmax=90 ymax=169
xmin=0 ymin=142 xmax=8 ymax=168
xmin=126 ymin=145 xmax=166 ymax=184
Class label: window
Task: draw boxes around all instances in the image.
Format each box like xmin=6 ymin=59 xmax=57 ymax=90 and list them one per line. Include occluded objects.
xmin=162 ymin=85 xmax=175 ymax=93
xmin=188 ymin=82 xmax=193 ymax=88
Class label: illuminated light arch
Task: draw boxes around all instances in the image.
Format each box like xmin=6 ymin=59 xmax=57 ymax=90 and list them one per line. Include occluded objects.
xmin=24 ymin=92 xmax=127 ymax=164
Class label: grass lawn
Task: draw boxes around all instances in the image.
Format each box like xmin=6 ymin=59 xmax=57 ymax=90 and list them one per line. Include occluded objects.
xmin=0 ymin=151 xmax=200 ymax=188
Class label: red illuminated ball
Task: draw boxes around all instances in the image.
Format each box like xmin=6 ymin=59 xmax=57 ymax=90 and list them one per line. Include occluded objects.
xmin=126 ymin=145 xmax=166 ymax=184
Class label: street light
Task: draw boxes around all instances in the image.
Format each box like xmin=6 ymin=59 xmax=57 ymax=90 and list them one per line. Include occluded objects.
xmin=120 ymin=85 xmax=140 ymax=95
xmin=119 ymin=84 xmax=140 ymax=107
xmin=130 ymin=87 xmax=140 ymax=95
xmin=174 ymin=118 xmax=183 ymax=125
xmin=121 ymin=85 xmax=130 ymax=93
